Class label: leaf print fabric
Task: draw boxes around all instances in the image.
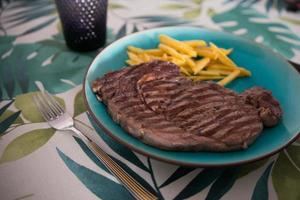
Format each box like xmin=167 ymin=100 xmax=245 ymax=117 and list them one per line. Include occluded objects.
xmin=0 ymin=35 xmax=94 ymax=99
xmin=212 ymin=5 xmax=300 ymax=59
xmin=0 ymin=0 xmax=299 ymax=199
xmin=0 ymin=128 xmax=55 ymax=164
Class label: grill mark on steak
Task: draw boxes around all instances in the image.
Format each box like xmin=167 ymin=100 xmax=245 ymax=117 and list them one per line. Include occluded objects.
xmin=151 ymin=122 xmax=182 ymax=130
xmin=167 ymin=97 xmax=225 ymax=119
xmin=119 ymin=101 xmax=144 ymax=110
xmin=112 ymin=93 xmax=138 ymax=103
xmin=213 ymin=116 xmax=262 ymax=139
xmin=173 ymin=91 xmax=222 ymax=108
xmin=181 ymin=105 xmax=259 ymax=136
xmin=92 ymin=60 xmax=282 ymax=151
xmin=130 ymin=112 xmax=157 ymax=120
xmin=102 ymin=85 xmax=119 ymax=94
xmin=219 ymin=123 xmax=263 ymax=147
xmin=218 ymin=115 xmax=261 ymax=133
xmin=199 ymin=111 xmax=251 ymax=135
xmin=177 ymin=101 xmax=226 ymax=120
xmin=229 ymin=123 xmax=263 ymax=137
xmin=140 ymin=81 xmax=181 ymax=91
xmin=170 ymin=103 xmax=223 ymax=125
xmin=171 ymin=86 xmax=212 ymax=102
xmin=178 ymin=101 xmax=237 ymax=120
xmin=140 ymin=88 xmax=181 ymax=99
xmin=180 ymin=105 xmax=243 ymax=132
xmin=168 ymin=91 xmax=223 ymax=110
xmin=140 ymin=93 xmax=178 ymax=100
xmin=143 ymin=116 xmax=171 ymax=124
xmin=166 ymin=93 xmax=224 ymax=116
xmin=235 ymin=125 xmax=263 ymax=142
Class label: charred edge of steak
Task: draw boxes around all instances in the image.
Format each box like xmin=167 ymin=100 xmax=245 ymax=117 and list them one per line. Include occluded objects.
xmin=240 ymin=87 xmax=282 ymax=127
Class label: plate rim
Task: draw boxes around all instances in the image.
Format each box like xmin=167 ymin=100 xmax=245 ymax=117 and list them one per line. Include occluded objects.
xmin=83 ymin=26 xmax=300 ymax=167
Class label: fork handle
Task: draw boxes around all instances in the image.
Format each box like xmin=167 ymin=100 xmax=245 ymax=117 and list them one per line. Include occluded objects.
xmin=68 ymin=127 xmax=158 ymax=200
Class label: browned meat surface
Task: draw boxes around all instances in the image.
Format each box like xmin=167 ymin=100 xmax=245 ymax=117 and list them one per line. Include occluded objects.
xmin=92 ymin=60 xmax=281 ymax=151
xmin=240 ymin=87 xmax=282 ymax=127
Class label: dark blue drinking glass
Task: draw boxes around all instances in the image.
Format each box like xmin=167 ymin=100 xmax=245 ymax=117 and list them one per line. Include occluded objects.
xmin=54 ymin=0 xmax=108 ymax=51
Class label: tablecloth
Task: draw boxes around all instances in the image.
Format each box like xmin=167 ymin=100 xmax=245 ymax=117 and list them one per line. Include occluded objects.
xmin=0 ymin=0 xmax=300 ymax=199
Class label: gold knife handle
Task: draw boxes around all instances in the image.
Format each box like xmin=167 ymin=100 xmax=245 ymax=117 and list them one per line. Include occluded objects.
xmin=68 ymin=126 xmax=158 ymax=200
xmin=88 ymin=141 xmax=158 ymax=200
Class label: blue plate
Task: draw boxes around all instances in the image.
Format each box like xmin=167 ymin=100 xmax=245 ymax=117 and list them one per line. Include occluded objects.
xmin=83 ymin=27 xmax=300 ymax=167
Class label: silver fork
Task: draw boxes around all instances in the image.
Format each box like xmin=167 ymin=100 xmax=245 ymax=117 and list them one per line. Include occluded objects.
xmin=33 ymin=91 xmax=157 ymax=200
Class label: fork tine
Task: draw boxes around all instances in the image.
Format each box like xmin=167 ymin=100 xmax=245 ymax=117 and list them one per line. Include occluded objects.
xmin=44 ymin=91 xmax=64 ymax=113
xmin=36 ymin=92 xmax=57 ymax=119
xmin=33 ymin=94 xmax=51 ymax=121
xmin=39 ymin=91 xmax=62 ymax=116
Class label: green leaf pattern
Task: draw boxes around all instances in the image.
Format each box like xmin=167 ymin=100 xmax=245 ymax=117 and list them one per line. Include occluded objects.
xmin=108 ymin=2 xmax=127 ymax=10
xmin=251 ymin=161 xmax=275 ymax=200
xmin=0 ymin=110 xmax=23 ymax=125
xmin=0 ymin=128 xmax=54 ymax=164
xmin=183 ymin=8 xmax=201 ymax=20
xmin=57 ymin=148 xmax=134 ymax=200
xmin=73 ymin=90 xmax=86 ymax=117
xmin=212 ymin=5 xmax=300 ymax=59
xmin=227 ymin=0 xmax=288 ymax=13
xmin=0 ymin=0 xmax=299 ymax=199
xmin=205 ymin=167 xmax=240 ymax=200
xmin=160 ymin=0 xmax=202 ymax=20
xmin=0 ymin=110 xmax=21 ymax=135
xmin=0 ymin=35 xmax=94 ymax=99
xmin=272 ymin=147 xmax=300 ymax=200
xmin=160 ymin=4 xmax=190 ymax=10
xmin=0 ymin=100 xmax=22 ymax=135
xmin=2 ymin=0 xmax=57 ymax=35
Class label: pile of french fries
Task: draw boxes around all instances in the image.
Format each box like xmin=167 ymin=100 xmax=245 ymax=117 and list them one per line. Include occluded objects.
xmin=126 ymin=34 xmax=251 ymax=86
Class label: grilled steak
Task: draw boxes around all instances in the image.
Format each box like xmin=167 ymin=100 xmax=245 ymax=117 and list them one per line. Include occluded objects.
xmin=92 ymin=60 xmax=282 ymax=151
xmin=240 ymin=87 xmax=282 ymax=127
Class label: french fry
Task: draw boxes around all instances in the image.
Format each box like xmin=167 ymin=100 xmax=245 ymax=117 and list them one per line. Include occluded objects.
xmin=183 ymin=40 xmax=207 ymax=47
xmin=127 ymin=52 xmax=143 ymax=63
xmin=208 ymin=63 xmax=232 ymax=70
xmin=221 ymin=48 xmax=233 ymax=55
xmin=141 ymin=53 xmax=151 ymax=62
xmin=208 ymin=64 xmax=251 ymax=76
xmin=152 ymin=54 xmax=168 ymax=62
xmin=210 ymin=43 xmax=237 ymax=68
xmin=144 ymin=49 xmax=164 ymax=56
xmin=159 ymin=44 xmax=185 ymax=61
xmin=195 ymin=46 xmax=231 ymax=58
xmin=171 ymin=57 xmax=186 ymax=66
xmin=128 ymin=46 xmax=165 ymax=57
xmin=126 ymin=35 xmax=251 ymax=86
xmin=162 ymin=53 xmax=170 ymax=61
xmin=205 ymin=68 xmax=232 ymax=76
xmin=147 ymin=55 xmax=160 ymax=60
xmin=238 ymin=67 xmax=251 ymax=76
xmin=197 ymin=70 xmax=221 ymax=76
xmin=159 ymin=35 xmax=197 ymax=57
xmin=128 ymin=46 xmax=144 ymax=54
xmin=185 ymin=57 xmax=196 ymax=72
xmin=179 ymin=66 xmax=190 ymax=75
xmin=126 ymin=59 xmax=137 ymax=65
xmin=218 ymin=69 xmax=240 ymax=86
xmin=195 ymin=47 xmax=218 ymax=59
xmin=193 ymin=58 xmax=210 ymax=74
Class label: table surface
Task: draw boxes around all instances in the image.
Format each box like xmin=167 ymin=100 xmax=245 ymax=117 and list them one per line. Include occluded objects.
xmin=0 ymin=0 xmax=300 ymax=200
